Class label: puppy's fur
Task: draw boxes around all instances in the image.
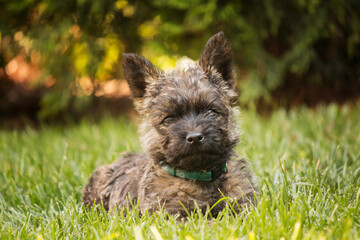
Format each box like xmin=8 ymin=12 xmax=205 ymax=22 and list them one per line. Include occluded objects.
xmin=83 ymin=32 xmax=258 ymax=217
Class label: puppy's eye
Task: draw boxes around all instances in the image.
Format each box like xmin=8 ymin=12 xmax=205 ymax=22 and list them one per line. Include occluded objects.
xmin=161 ymin=116 xmax=174 ymax=126
xmin=207 ymin=109 xmax=219 ymax=119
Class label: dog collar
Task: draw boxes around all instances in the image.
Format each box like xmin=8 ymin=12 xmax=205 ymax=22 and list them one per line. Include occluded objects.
xmin=159 ymin=162 xmax=227 ymax=181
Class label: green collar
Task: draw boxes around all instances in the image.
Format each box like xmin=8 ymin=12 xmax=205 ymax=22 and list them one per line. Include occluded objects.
xmin=160 ymin=162 xmax=227 ymax=181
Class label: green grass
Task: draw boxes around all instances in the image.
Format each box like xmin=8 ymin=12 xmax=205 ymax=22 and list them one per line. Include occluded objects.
xmin=1 ymin=104 xmax=359 ymax=239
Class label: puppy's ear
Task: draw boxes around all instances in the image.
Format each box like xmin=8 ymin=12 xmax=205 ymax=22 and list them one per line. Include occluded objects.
xmin=122 ymin=53 xmax=160 ymax=99
xmin=199 ymin=32 xmax=235 ymax=88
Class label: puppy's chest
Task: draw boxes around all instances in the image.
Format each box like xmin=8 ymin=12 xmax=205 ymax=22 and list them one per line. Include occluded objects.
xmin=140 ymin=165 xmax=225 ymax=205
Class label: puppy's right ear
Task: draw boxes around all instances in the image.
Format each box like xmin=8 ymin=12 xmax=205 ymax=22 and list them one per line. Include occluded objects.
xmin=122 ymin=53 xmax=160 ymax=99
xmin=199 ymin=32 xmax=235 ymax=89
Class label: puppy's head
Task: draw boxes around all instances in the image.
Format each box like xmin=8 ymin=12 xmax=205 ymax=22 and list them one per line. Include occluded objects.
xmin=123 ymin=32 xmax=240 ymax=170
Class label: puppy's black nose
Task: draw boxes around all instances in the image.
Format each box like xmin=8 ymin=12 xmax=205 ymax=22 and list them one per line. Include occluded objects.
xmin=186 ymin=132 xmax=204 ymax=144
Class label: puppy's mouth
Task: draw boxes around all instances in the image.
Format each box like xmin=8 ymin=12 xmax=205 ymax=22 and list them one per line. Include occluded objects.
xmin=162 ymin=134 xmax=235 ymax=171
xmin=165 ymin=148 xmax=227 ymax=171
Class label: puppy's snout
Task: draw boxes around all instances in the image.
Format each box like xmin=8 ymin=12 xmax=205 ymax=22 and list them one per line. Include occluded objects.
xmin=186 ymin=132 xmax=204 ymax=144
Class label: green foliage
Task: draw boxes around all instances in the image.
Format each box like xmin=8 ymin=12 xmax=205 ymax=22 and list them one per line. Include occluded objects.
xmin=1 ymin=105 xmax=360 ymax=239
xmin=0 ymin=0 xmax=360 ymax=118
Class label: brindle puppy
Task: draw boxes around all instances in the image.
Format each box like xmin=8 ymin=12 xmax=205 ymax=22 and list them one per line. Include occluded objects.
xmin=83 ymin=32 xmax=258 ymax=217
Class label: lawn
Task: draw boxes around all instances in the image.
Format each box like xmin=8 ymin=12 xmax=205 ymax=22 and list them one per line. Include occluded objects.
xmin=1 ymin=105 xmax=359 ymax=239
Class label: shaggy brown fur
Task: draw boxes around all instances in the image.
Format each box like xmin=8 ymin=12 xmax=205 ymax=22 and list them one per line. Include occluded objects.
xmin=83 ymin=32 xmax=258 ymax=217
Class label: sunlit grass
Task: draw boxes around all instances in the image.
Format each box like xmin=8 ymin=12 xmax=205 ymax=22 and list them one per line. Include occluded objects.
xmin=1 ymin=105 xmax=359 ymax=239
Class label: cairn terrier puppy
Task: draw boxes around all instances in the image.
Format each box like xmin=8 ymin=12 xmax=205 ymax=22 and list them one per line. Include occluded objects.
xmin=83 ymin=32 xmax=258 ymax=217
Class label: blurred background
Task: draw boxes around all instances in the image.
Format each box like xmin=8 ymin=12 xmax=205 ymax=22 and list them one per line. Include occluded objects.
xmin=1 ymin=0 xmax=360 ymax=126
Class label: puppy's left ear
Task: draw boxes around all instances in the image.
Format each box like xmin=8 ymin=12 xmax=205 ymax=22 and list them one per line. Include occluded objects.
xmin=199 ymin=32 xmax=235 ymax=88
xmin=122 ymin=53 xmax=160 ymax=99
